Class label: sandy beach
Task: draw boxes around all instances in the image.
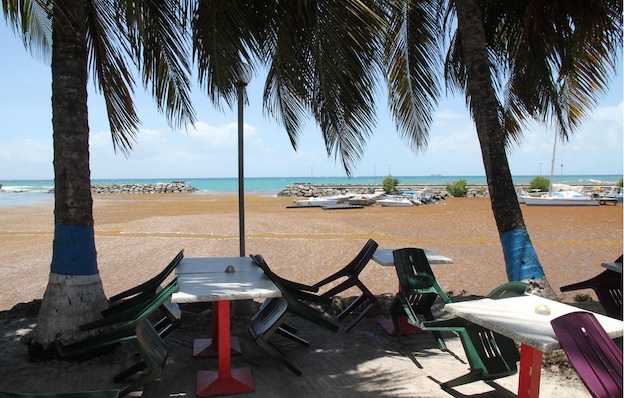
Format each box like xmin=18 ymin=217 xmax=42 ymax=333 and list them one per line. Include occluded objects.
xmin=1 ymin=193 xmax=622 ymax=310
xmin=0 ymin=193 xmax=622 ymax=397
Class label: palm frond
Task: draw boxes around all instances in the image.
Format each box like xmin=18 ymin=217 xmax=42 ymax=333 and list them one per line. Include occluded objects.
xmin=85 ymin=0 xmax=139 ymax=154
xmin=126 ymin=0 xmax=196 ymax=129
xmin=2 ymin=0 xmax=52 ymax=59
xmin=192 ymin=0 xmax=260 ymax=107
xmin=384 ymin=0 xmax=442 ymax=152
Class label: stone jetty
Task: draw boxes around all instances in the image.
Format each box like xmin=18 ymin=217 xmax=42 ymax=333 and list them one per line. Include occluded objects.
xmin=90 ymin=181 xmax=198 ymax=194
xmin=277 ymin=183 xmax=472 ymax=198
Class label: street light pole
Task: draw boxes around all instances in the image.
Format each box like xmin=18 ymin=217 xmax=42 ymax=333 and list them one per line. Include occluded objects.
xmin=236 ymin=64 xmax=252 ymax=257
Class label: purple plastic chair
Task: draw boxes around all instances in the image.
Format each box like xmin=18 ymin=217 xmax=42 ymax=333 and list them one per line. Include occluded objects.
xmin=551 ymin=312 xmax=623 ymax=398
xmin=560 ymin=255 xmax=623 ymax=320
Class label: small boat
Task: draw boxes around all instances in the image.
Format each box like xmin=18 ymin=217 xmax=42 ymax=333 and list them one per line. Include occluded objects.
xmin=376 ymin=196 xmax=414 ymax=207
xmin=523 ymin=190 xmax=599 ymax=206
xmin=293 ymin=195 xmax=351 ymax=207
xmin=600 ymin=187 xmax=623 ymax=203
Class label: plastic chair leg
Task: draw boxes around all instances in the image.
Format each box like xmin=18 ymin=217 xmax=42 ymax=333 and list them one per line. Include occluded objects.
xmin=256 ymin=338 xmax=302 ymax=376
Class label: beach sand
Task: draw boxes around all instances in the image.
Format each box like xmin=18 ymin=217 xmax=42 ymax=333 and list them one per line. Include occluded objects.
xmin=0 ymin=193 xmax=622 ymax=397
xmin=0 ymin=193 xmax=621 ymax=310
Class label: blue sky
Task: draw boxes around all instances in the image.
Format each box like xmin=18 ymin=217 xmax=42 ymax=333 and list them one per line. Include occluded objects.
xmin=1 ymin=29 xmax=622 ymax=180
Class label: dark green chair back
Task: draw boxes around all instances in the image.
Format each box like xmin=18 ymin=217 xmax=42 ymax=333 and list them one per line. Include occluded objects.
xmin=251 ymin=255 xmax=339 ymax=333
xmin=248 ymin=297 xmax=307 ymax=375
xmin=421 ymin=316 xmax=520 ymax=389
xmin=390 ymin=248 xmax=451 ymax=351
xmin=248 ymin=255 xmax=339 ymax=375
xmin=486 ymin=282 xmax=530 ymax=299
xmin=101 ymin=250 xmax=184 ymax=316
xmin=59 ymin=280 xmax=177 ymax=396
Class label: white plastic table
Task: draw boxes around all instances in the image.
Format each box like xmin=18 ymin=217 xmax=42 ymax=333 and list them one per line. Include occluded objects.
xmin=600 ymin=261 xmax=623 ymax=273
xmin=372 ymin=248 xmax=453 ymax=267
xmin=443 ymin=295 xmax=624 ymax=398
xmin=172 ymin=257 xmax=281 ymax=396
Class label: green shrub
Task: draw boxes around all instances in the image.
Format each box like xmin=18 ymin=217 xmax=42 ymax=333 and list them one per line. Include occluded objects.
xmin=529 ymin=176 xmax=550 ymax=192
xmin=617 ymin=178 xmax=623 ymax=189
xmin=573 ymin=293 xmax=593 ymax=303
xmin=446 ymin=179 xmax=468 ymax=197
xmin=382 ymin=176 xmax=400 ymax=193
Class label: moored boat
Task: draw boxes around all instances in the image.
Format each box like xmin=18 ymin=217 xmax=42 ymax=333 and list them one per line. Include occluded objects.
xmin=293 ymin=195 xmax=352 ymax=207
xmin=376 ymin=195 xmax=414 ymax=207
xmin=523 ymin=190 xmax=599 ymax=206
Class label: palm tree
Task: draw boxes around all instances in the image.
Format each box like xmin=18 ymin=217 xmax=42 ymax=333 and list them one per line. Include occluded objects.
xmin=437 ymin=0 xmax=621 ymax=295
xmin=191 ymin=0 xmax=621 ymax=298
xmin=2 ymin=0 xmax=194 ymax=356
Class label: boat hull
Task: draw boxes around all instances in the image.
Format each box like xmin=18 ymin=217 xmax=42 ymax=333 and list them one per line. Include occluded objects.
xmin=523 ymin=197 xmax=599 ymax=206
xmin=376 ymin=199 xmax=413 ymax=207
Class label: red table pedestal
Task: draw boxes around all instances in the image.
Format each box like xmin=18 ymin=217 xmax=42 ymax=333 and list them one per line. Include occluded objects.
xmin=518 ymin=343 xmax=543 ymax=398
xmin=193 ymin=337 xmax=242 ymax=357
xmin=379 ymin=316 xmax=428 ymax=336
xmin=196 ymin=300 xmax=254 ymax=396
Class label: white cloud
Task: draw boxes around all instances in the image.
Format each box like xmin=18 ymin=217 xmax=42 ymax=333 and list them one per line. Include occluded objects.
xmin=0 ymin=138 xmax=52 ymax=179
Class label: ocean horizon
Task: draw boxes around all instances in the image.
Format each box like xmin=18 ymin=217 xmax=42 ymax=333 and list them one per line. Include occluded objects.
xmin=0 ymin=174 xmax=621 ymax=204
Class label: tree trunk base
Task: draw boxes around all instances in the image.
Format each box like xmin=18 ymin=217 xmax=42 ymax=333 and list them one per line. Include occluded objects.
xmin=23 ymin=273 xmax=108 ymax=360
xmin=526 ymin=276 xmax=557 ymax=300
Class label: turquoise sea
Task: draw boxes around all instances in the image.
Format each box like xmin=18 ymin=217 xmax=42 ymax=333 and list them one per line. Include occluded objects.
xmin=0 ymin=175 xmax=621 ymax=208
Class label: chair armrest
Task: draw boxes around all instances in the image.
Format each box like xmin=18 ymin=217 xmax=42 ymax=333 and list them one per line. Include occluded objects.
xmin=421 ymin=316 xmax=469 ymax=332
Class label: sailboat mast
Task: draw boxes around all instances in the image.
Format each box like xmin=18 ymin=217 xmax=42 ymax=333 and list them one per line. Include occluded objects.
xmin=549 ymin=132 xmax=557 ymax=192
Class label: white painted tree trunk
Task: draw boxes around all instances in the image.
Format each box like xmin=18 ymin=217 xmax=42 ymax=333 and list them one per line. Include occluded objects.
xmin=30 ymin=273 xmax=109 ymax=347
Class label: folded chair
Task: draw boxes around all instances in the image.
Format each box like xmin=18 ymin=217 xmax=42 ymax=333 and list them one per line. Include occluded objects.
xmin=560 ymin=255 xmax=623 ymax=320
xmin=551 ymin=311 xmax=623 ymax=398
xmin=59 ymin=280 xmax=177 ymax=396
xmin=248 ymin=254 xmax=331 ymax=306
xmin=249 ymin=255 xmax=339 ymax=375
xmin=101 ymin=249 xmax=184 ymax=316
xmin=390 ymin=248 xmax=451 ymax=350
xmin=310 ymin=239 xmax=379 ymax=331
xmin=419 ymin=282 xmax=527 ymax=389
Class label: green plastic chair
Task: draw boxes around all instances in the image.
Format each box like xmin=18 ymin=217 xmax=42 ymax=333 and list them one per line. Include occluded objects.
xmin=389 ymin=248 xmax=452 ymax=351
xmin=249 ymin=255 xmax=339 ymax=375
xmin=486 ymin=281 xmax=530 ymax=299
xmin=421 ymin=317 xmax=520 ymax=388
xmin=96 ymin=249 xmax=184 ymax=319
xmin=59 ymin=280 xmax=177 ymax=396
xmin=0 ymin=392 xmax=119 ymax=398
xmin=248 ymin=296 xmax=308 ymax=375
xmin=78 ymin=252 xmax=183 ymax=383
xmin=420 ymin=281 xmax=527 ymax=389
xmin=249 ymin=254 xmax=331 ymax=306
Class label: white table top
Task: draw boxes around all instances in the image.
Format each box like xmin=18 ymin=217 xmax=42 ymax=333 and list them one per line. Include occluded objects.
xmin=372 ymin=248 xmax=453 ymax=266
xmin=443 ymin=295 xmax=624 ymax=352
xmin=176 ymin=256 xmax=261 ymax=274
xmin=601 ymin=261 xmax=623 ymax=273
xmin=172 ymin=256 xmax=280 ymax=303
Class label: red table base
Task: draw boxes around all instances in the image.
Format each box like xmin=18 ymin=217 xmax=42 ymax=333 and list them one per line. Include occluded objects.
xmin=518 ymin=343 xmax=543 ymax=398
xmin=195 ymin=300 xmax=255 ymax=396
xmin=193 ymin=337 xmax=242 ymax=357
xmin=197 ymin=368 xmax=254 ymax=396
xmin=379 ymin=317 xmax=428 ymax=336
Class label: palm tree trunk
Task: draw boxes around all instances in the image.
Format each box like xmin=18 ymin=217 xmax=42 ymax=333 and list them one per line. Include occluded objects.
xmin=25 ymin=0 xmax=108 ymax=358
xmin=454 ymin=0 xmax=555 ymax=298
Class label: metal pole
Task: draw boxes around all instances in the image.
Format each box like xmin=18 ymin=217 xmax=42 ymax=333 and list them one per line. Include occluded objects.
xmin=237 ymin=83 xmax=245 ymax=257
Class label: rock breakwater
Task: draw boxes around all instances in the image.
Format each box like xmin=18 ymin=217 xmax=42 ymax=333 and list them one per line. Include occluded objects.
xmin=277 ymin=183 xmax=500 ymax=198
xmin=90 ymin=181 xmax=198 ymax=194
